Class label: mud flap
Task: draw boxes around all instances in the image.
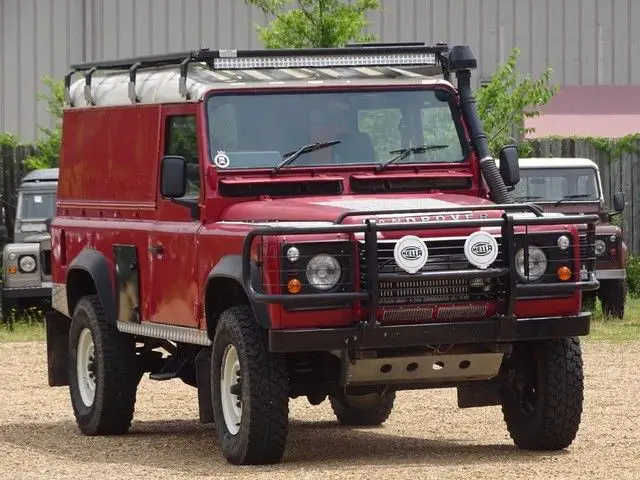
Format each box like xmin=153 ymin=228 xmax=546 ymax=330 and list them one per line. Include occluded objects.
xmin=195 ymin=347 xmax=214 ymax=424
xmin=45 ymin=309 xmax=71 ymax=387
xmin=457 ymin=380 xmax=501 ymax=408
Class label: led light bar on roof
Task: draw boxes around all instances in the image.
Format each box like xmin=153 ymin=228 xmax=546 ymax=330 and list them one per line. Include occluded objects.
xmin=212 ymin=53 xmax=438 ymax=70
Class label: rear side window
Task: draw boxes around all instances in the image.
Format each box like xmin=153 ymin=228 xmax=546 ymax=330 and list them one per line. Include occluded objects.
xmin=165 ymin=115 xmax=200 ymax=197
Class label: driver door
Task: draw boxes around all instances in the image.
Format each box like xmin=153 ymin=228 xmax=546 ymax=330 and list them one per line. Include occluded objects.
xmin=147 ymin=104 xmax=204 ymax=328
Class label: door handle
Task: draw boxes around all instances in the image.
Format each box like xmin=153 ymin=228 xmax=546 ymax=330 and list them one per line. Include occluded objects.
xmin=148 ymin=244 xmax=164 ymax=255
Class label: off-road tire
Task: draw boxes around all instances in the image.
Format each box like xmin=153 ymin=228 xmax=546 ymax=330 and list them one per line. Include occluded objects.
xmin=500 ymin=337 xmax=584 ymax=451
xmin=329 ymin=391 xmax=396 ymax=426
xmin=68 ymin=294 xmax=139 ymax=435
xmin=598 ymin=279 xmax=626 ymax=319
xmin=210 ymin=305 xmax=289 ymax=465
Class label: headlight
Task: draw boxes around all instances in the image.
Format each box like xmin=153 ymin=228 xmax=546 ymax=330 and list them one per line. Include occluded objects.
xmin=19 ymin=255 xmax=37 ymax=273
xmin=557 ymin=235 xmax=570 ymax=250
xmin=594 ymin=239 xmax=606 ymax=256
xmin=305 ymin=254 xmax=341 ymax=291
xmin=515 ymin=246 xmax=547 ymax=281
xmin=8 ymin=252 xmax=17 ymax=261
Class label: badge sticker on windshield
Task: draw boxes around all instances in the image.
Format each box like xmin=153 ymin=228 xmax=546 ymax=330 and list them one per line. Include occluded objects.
xmin=214 ymin=151 xmax=230 ymax=168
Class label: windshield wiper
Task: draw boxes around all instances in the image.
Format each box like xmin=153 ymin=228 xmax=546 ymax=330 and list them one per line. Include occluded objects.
xmin=271 ymin=140 xmax=341 ymax=174
xmin=554 ymin=194 xmax=592 ymax=206
xmin=376 ymin=144 xmax=450 ymax=172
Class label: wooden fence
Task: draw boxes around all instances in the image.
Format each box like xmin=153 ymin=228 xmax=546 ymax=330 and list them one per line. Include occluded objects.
xmin=0 ymin=144 xmax=31 ymax=243
xmin=0 ymin=139 xmax=638 ymax=252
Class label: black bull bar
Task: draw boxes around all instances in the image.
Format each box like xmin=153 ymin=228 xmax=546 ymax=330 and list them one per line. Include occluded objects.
xmin=241 ymin=203 xmax=600 ymax=326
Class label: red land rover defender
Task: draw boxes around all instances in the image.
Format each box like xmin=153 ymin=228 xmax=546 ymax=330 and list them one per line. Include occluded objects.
xmin=45 ymin=43 xmax=600 ymax=465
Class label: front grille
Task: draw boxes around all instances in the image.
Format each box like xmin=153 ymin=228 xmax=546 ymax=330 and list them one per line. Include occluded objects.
xmin=40 ymin=249 xmax=51 ymax=276
xmin=579 ymin=234 xmax=588 ymax=266
xmin=360 ymin=237 xmax=504 ymax=306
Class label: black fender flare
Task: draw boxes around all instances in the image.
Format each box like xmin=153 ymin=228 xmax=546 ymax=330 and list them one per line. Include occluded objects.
xmin=66 ymin=248 xmax=117 ymax=325
xmin=205 ymin=255 xmax=270 ymax=329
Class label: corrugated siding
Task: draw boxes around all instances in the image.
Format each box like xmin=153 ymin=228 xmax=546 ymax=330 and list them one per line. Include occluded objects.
xmin=2 ymin=0 xmax=640 ymax=141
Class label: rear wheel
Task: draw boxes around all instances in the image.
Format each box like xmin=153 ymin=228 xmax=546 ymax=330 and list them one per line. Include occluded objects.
xmin=598 ymin=279 xmax=626 ymax=319
xmin=500 ymin=337 xmax=584 ymax=450
xmin=329 ymin=391 xmax=396 ymax=426
xmin=210 ymin=305 xmax=289 ymax=465
xmin=68 ymin=295 xmax=139 ymax=435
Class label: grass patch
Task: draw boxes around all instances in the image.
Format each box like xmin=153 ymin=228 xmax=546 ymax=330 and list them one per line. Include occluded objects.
xmin=0 ymin=306 xmax=46 ymax=343
xmin=587 ymin=296 xmax=640 ymax=343
xmin=0 ymin=321 xmax=45 ymax=342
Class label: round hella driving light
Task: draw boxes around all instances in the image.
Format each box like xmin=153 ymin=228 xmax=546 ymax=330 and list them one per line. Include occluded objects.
xmin=306 ymin=254 xmax=341 ymax=291
xmin=515 ymin=246 xmax=547 ymax=281
xmin=595 ymin=239 xmax=606 ymax=256
xmin=557 ymin=235 xmax=570 ymax=250
xmin=19 ymin=255 xmax=36 ymax=273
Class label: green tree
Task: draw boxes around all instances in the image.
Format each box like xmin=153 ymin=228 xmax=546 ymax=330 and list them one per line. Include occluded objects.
xmin=475 ymin=48 xmax=558 ymax=156
xmin=244 ymin=0 xmax=380 ymax=48
xmin=24 ymin=75 xmax=64 ymax=170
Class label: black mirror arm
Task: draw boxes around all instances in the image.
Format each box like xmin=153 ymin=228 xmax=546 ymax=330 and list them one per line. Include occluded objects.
xmin=170 ymin=198 xmax=200 ymax=220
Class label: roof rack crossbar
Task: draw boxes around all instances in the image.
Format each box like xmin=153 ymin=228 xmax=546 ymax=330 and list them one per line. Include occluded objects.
xmin=64 ymin=43 xmax=467 ymax=103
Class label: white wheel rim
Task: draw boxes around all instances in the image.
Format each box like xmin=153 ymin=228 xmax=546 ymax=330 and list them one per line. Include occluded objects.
xmin=220 ymin=344 xmax=242 ymax=435
xmin=76 ymin=328 xmax=96 ymax=407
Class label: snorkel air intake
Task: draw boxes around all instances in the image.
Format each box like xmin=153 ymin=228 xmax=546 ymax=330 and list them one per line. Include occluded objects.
xmin=447 ymin=46 xmax=513 ymax=204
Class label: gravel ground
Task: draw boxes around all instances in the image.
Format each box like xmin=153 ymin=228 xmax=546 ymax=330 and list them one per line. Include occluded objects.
xmin=0 ymin=341 xmax=638 ymax=480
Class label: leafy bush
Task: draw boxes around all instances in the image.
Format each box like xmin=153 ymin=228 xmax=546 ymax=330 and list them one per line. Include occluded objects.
xmin=475 ymin=48 xmax=558 ymax=157
xmin=626 ymin=255 xmax=640 ymax=297
xmin=24 ymin=76 xmax=64 ymax=170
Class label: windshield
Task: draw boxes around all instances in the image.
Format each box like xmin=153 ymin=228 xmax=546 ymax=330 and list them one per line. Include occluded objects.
xmin=18 ymin=192 xmax=56 ymax=220
xmin=514 ymin=167 xmax=601 ymax=202
xmin=206 ymin=88 xmax=468 ymax=170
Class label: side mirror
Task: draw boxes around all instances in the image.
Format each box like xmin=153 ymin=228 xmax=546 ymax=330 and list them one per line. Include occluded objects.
xmin=499 ymin=145 xmax=520 ymax=188
xmin=612 ymin=192 xmax=625 ymax=213
xmin=160 ymin=156 xmax=187 ymax=199
xmin=45 ymin=218 xmax=53 ymax=233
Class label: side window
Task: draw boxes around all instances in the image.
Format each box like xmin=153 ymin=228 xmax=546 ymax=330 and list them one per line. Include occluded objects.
xmin=165 ymin=115 xmax=200 ymax=197
xmin=358 ymin=109 xmax=402 ymax=161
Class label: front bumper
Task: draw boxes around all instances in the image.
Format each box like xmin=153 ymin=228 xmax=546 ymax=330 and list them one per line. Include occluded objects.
xmin=269 ymin=312 xmax=591 ymax=353
xmin=2 ymin=282 xmax=52 ymax=300
xmin=581 ymin=268 xmax=626 ymax=281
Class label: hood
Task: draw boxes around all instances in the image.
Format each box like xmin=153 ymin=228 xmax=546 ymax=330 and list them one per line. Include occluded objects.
xmin=222 ymin=193 xmax=504 ymax=225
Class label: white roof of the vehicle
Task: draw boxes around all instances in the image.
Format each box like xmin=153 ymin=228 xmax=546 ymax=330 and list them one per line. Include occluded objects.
xmin=67 ymin=63 xmax=452 ymax=108
xmin=515 ymin=157 xmax=599 ymax=169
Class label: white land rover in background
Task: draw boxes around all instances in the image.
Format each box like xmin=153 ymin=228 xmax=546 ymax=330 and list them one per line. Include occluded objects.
xmin=1 ymin=168 xmax=58 ymax=320
xmin=506 ymin=157 xmax=627 ymax=318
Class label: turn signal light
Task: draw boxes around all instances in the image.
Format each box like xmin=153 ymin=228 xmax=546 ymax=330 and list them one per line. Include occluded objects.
xmin=287 ymin=278 xmax=302 ymax=294
xmin=557 ymin=266 xmax=572 ymax=281
xmin=7 ymin=266 xmax=16 ymax=274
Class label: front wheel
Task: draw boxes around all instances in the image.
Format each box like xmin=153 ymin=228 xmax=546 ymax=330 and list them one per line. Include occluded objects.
xmin=499 ymin=337 xmax=584 ymax=451
xmin=210 ymin=305 xmax=289 ymax=465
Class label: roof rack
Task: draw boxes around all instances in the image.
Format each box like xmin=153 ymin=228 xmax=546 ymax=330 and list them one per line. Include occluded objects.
xmin=65 ymin=42 xmax=473 ymax=106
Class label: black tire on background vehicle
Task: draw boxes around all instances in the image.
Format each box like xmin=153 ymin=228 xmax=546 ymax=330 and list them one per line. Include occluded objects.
xmin=581 ymin=291 xmax=597 ymax=312
xmin=598 ymin=279 xmax=626 ymax=319
xmin=499 ymin=337 xmax=584 ymax=451
xmin=68 ymin=294 xmax=139 ymax=435
xmin=210 ymin=305 xmax=289 ymax=465
xmin=329 ymin=390 xmax=396 ymax=426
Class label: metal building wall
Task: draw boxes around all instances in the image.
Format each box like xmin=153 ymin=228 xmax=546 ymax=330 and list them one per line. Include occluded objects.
xmin=2 ymin=0 xmax=640 ymax=141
